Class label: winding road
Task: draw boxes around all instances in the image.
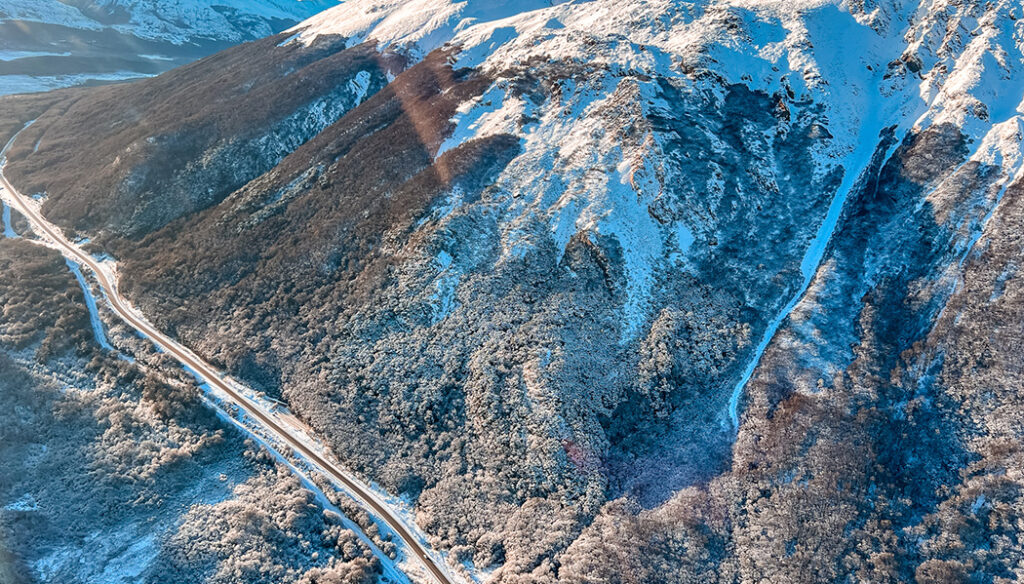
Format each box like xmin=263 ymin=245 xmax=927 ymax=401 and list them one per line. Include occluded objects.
xmin=0 ymin=124 xmax=454 ymax=584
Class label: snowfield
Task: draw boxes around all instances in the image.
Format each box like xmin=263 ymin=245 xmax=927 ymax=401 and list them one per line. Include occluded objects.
xmin=290 ymin=0 xmax=1024 ymax=426
xmin=0 ymin=0 xmax=338 ymax=44
xmin=0 ymin=0 xmax=338 ymax=94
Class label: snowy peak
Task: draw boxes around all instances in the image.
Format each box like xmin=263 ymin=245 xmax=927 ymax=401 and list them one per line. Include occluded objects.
xmin=287 ymin=0 xmax=1022 ymax=119
xmin=286 ymin=0 xmax=1024 ymax=207
xmin=288 ymin=0 xmax=917 ymax=143
xmin=0 ymin=0 xmax=338 ymax=43
xmin=279 ymin=0 xmax=1024 ymax=371
xmin=290 ymin=0 xmax=567 ymax=56
xmin=0 ymin=0 xmax=338 ymax=95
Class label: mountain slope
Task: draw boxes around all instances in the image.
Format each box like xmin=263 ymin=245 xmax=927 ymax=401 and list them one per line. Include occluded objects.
xmin=6 ymin=33 xmax=401 ymax=235
xmin=0 ymin=237 xmax=385 ymax=584
xmin=4 ymin=0 xmax=1024 ymax=582
xmin=0 ymin=0 xmax=337 ymax=95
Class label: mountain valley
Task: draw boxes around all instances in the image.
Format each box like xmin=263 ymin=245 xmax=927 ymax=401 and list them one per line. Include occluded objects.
xmin=3 ymin=0 xmax=1024 ymax=582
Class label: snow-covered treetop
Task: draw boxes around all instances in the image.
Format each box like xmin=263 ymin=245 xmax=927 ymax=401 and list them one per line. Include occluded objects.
xmin=284 ymin=0 xmax=1024 ymax=341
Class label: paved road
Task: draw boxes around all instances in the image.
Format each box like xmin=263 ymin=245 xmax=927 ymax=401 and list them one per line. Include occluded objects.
xmin=0 ymin=126 xmax=453 ymax=584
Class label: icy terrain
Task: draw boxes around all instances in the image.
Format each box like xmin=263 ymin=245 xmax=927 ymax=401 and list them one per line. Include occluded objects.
xmin=0 ymin=0 xmax=337 ymax=44
xmin=0 ymin=0 xmax=337 ymax=94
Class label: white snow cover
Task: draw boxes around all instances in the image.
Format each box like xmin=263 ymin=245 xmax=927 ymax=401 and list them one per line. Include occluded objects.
xmin=0 ymin=0 xmax=339 ymax=94
xmin=0 ymin=72 xmax=153 ymax=98
xmin=0 ymin=50 xmax=73 ymax=61
xmin=99 ymin=0 xmax=339 ymax=43
xmin=291 ymin=0 xmax=1024 ymax=426
xmin=0 ymin=0 xmax=339 ymax=43
xmin=4 ymin=493 xmax=38 ymax=512
xmin=2 ymin=201 xmax=16 ymax=237
xmin=0 ymin=0 xmax=103 ymax=29
xmin=65 ymin=258 xmax=115 ymax=352
xmin=290 ymin=0 xmax=565 ymax=54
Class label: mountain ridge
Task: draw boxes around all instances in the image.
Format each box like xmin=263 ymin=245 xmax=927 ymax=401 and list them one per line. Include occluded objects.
xmin=3 ymin=0 xmax=1024 ymax=582
xmin=0 ymin=0 xmax=338 ymax=94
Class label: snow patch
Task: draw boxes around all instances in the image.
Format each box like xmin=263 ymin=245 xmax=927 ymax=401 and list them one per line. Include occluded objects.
xmin=2 ymin=201 xmax=17 ymax=238
xmin=65 ymin=259 xmax=114 ymax=352
xmin=596 ymin=166 xmax=663 ymax=342
xmin=0 ymin=72 xmax=154 ymax=97
xmin=348 ymin=70 xmax=373 ymax=103
xmin=436 ymin=84 xmax=527 ymax=158
xmin=95 ymin=533 xmax=158 ymax=584
xmin=3 ymin=493 xmax=38 ymax=512
xmin=0 ymin=50 xmax=72 ymax=61
xmin=430 ymin=250 xmax=460 ymax=322
xmin=668 ymin=222 xmax=694 ymax=264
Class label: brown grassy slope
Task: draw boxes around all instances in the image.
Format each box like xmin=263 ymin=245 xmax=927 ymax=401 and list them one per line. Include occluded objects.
xmin=109 ymin=49 xmax=510 ymax=338
xmin=0 ymin=92 xmax=67 ymax=146
xmin=2 ymin=33 xmax=403 ymax=236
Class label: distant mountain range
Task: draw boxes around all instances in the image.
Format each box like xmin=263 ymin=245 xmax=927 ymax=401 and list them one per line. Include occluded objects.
xmin=0 ymin=0 xmax=336 ymax=95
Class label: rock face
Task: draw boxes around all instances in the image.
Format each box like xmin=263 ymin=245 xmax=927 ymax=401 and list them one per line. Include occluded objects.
xmin=5 ymin=0 xmax=1024 ymax=581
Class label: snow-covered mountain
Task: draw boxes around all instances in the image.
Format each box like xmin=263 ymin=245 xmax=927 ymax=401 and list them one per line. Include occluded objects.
xmin=0 ymin=0 xmax=337 ymax=95
xmin=4 ymin=0 xmax=338 ymax=43
xmin=4 ymin=0 xmax=1024 ymax=582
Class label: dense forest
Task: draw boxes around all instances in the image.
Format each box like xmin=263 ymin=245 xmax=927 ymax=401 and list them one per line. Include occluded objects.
xmin=0 ymin=238 xmax=381 ymax=583
xmin=2 ymin=0 xmax=1024 ymax=581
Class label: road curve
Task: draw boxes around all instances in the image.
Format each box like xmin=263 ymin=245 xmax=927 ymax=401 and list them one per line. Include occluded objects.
xmin=0 ymin=126 xmax=454 ymax=584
